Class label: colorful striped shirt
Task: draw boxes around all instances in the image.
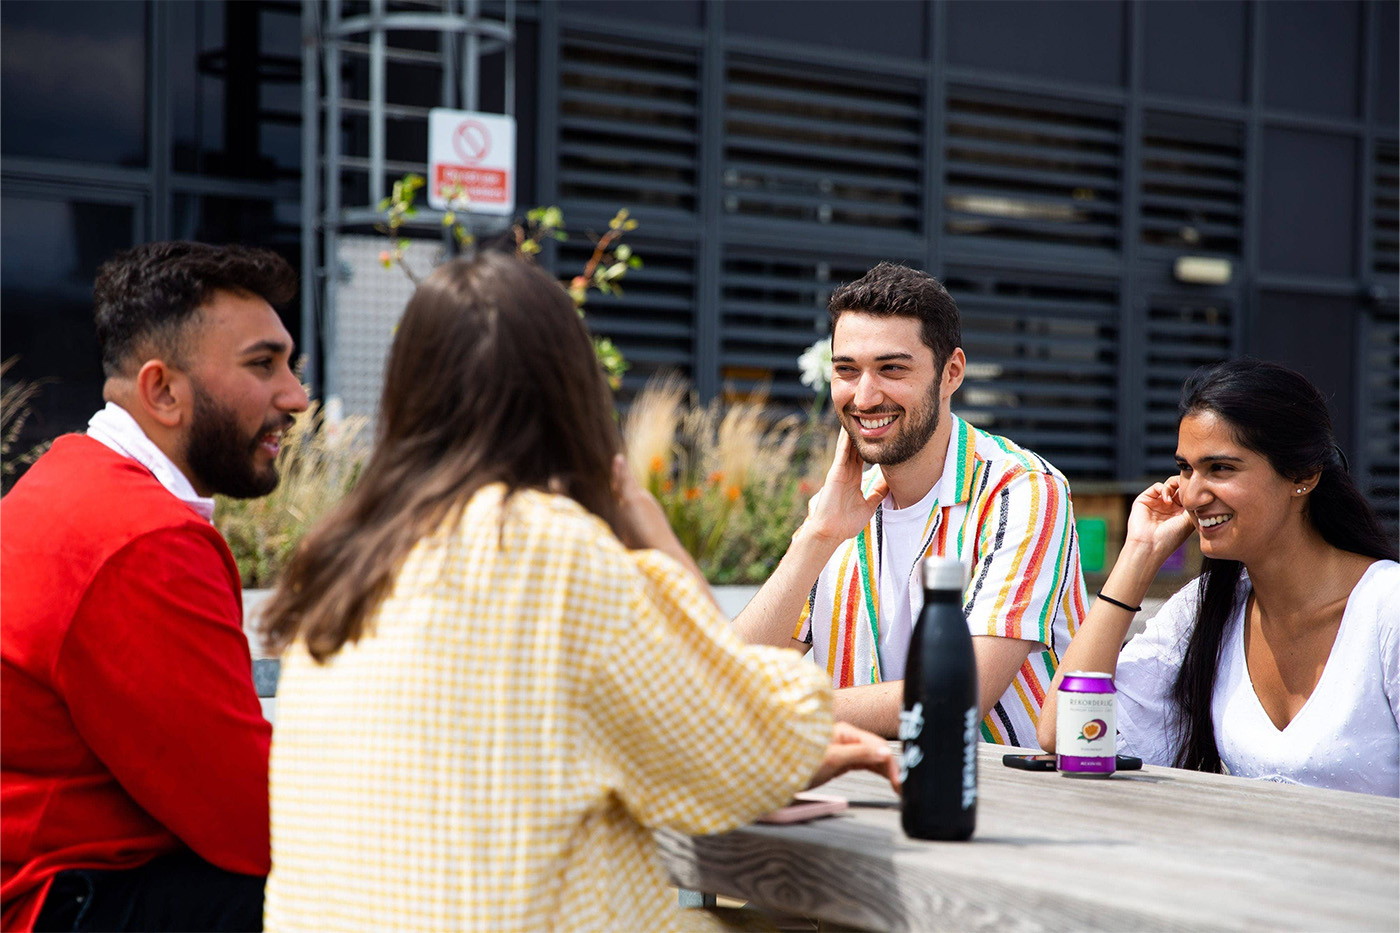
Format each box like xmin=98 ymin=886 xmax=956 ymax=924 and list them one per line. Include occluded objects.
xmin=266 ymin=485 xmax=832 ymax=932
xmin=796 ymin=415 xmax=1087 ymax=747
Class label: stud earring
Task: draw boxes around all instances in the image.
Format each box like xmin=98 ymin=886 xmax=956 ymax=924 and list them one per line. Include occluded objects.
xmin=1296 ymin=487 xmax=1306 ymax=494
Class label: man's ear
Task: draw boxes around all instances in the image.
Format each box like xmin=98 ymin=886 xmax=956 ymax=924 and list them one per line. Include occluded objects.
xmin=134 ymin=360 xmax=191 ymax=429
xmin=941 ymin=348 xmax=966 ymax=399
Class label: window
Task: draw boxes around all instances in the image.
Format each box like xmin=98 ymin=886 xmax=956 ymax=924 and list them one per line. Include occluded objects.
xmin=0 ymin=1 xmax=148 ymax=167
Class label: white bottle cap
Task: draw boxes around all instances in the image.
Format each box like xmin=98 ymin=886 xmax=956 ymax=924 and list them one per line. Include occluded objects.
xmin=922 ymin=556 xmax=966 ymax=591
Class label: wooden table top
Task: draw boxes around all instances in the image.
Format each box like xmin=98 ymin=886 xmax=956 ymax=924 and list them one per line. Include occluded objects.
xmin=657 ymin=743 xmax=1399 ymax=932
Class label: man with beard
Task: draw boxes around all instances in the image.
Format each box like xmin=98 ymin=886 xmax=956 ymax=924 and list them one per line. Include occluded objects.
xmin=736 ymin=263 xmax=1087 ymax=743
xmin=1 ymin=241 xmax=307 ymax=931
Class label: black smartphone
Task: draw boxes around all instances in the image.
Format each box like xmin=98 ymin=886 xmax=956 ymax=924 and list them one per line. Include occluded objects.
xmin=1002 ymin=753 xmax=1143 ymax=771
xmin=1003 ymin=753 xmax=1057 ymax=771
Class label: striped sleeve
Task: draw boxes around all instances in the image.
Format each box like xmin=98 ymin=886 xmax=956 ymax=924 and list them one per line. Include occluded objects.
xmin=793 ymin=582 xmax=816 ymax=644
xmin=963 ymin=469 xmax=1078 ymax=646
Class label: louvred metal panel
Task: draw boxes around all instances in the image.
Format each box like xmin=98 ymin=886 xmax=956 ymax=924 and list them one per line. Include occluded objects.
xmin=557 ymin=31 xmax=700 ymax=225
xmin=722 ymin=56 xmax=923 ymax=234
xmin=943 ymin=86 xmax=1122 ymax=255
xmin=943 ymin=264 xmax=1120 ymax=479
xmin=1373 ymin=139 xmax=1398 ymax=277
xmin=1140 ymin=112 xmax=1245 ymax=258
xmin=1141 ymin=292 xmax=1234 ymax=475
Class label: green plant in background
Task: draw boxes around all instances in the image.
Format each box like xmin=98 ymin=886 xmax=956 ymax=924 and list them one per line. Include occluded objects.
xmin=374 ymin=174 xmax=438 ymax=285
xmin=520 ymin=204 xmax=638 ymax=391
xmin=1 ymin=358 xmax=52 ymax=493
xmin=377 ymin=174 xmax=640 ymax=389
xmin=214 ymin=400 xmax=368 ymax=587
xmin=623 ymin=374 xmax=838 ymax=584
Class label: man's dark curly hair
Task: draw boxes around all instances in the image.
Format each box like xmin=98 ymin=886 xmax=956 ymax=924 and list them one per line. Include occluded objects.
xmin=827 ymin=262 xmax=961 ymax=371
xmin=93 ymin=241 xmax=296 ymax=377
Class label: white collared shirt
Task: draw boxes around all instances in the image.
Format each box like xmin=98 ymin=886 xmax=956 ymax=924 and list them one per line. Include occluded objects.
xmin=86 ymin=402 xmax=216 ymax=522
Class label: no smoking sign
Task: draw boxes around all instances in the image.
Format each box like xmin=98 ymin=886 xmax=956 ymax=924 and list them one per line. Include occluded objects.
xmin=428 ymin=108 xmax=516 ymax=215
xmin=452 ymin=120 xmax=491 ymax=164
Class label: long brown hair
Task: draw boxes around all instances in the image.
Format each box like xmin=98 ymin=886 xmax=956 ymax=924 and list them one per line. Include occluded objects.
xmin=261 ymin=250 xmax=625 ymax=661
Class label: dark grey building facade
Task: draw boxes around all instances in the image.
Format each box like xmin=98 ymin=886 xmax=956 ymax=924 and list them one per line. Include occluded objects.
xmin=3 ymin=0 xmax=1396 ymax=531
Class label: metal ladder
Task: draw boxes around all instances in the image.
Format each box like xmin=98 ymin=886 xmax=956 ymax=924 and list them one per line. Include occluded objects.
xmin=299 ymin=0 xmax=516 ymax=399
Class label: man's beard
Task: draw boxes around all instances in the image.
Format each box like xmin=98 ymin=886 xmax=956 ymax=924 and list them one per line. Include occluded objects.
xmin=185 ymin=384 xmax=288 ymax=499
xmin=841 ymin=379 xmax=941 ymax=467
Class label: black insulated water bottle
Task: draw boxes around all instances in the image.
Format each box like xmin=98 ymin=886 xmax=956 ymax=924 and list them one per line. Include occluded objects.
xmin=900 ymin=556 xmax=978 ymax=841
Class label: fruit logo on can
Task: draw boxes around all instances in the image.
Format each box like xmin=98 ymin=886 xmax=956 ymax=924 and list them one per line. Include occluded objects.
xmin=1077 ymin=718 xmax=1108 ymax=742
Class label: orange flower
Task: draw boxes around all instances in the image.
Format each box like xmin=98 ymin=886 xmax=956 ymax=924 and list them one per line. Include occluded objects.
xmin=649 ymin=455 xmax=665 ymax=474
xmin=725 ymin=485 xmax=741 ymax=502
xmin=684 ymin=487 xmax=701 ymax=501
xmin=798 ymin=480 xmax=816 ymax=496
xmin=707 ymin=470 xmax=724 ymax=486
xmin=661 ymin=480 xmax=674 ymax=494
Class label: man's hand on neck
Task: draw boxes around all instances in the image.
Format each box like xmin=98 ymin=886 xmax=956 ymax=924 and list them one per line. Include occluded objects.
xmin=732 ymin=430 xmax=889 ymax=650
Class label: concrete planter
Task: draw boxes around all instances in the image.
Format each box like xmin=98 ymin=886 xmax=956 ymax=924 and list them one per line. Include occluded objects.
xmin=710 ymin=585 xmax=761 ymax=620
xmin=242 ymin=588 xmax=277 ymax=659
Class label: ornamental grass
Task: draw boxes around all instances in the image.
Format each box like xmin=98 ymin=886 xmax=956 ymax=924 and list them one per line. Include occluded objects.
xmin=625 ymin=374 xmax=838 ymax=585
xmin=1 ymin=358 xmax=52 ymax=493
xmin=214 ymin=401 xmax=368 ymax=588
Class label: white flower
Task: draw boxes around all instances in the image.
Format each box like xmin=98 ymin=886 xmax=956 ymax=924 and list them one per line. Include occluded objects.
xmin=798 ymin=336 xmax=833 ymax=394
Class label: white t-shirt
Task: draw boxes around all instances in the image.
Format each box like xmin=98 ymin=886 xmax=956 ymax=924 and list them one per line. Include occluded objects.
xmin=1115 ymin=560 xmax=1400 ymax=797
xmin=876 ymin=480 xmax=946 ymax=680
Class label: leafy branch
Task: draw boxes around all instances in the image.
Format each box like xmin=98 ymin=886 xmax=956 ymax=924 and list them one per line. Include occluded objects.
xmin=557 ymin=209 xmax=641 ymax=307
xmin=377 ymin=175 xmax=641 ymax=390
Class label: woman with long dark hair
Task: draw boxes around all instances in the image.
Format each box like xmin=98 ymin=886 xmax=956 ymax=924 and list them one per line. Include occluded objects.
xmin=1039 ymin=358 xmax=1398 ymax=796
xmin=257 ymin=251 xmax=898 ymax=931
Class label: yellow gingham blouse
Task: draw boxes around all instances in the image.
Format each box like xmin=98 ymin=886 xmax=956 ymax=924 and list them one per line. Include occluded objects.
xmin=265 ymin=485 xmax=832 ymax=932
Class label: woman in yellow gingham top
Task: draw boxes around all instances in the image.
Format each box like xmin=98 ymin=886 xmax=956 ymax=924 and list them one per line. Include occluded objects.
xmin=259 ymin=252 xmax=897 ymax=932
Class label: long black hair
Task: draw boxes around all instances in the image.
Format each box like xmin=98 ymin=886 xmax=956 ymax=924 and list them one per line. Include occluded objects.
xmin=1171 ymin=358 xmax=1398 ymax=772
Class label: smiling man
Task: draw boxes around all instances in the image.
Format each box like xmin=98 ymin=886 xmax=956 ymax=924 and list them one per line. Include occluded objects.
xmin=1 ymin=242 xmax=308 ymax=931
xmin=735 ymin=262 xmax=1088 ymax=742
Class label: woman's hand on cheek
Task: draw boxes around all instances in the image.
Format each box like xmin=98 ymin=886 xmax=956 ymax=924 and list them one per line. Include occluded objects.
xmin=1125 ymin=476 xmax=1196 ymax=562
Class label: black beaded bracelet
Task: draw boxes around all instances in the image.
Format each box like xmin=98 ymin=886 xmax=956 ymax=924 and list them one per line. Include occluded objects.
xmin=1096 ymin=591 xmax=1142 ymax=613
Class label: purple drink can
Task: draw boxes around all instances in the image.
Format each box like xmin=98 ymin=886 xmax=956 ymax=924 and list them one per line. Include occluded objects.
xmin=1055 ymin=671 xmax=1116 ymax=777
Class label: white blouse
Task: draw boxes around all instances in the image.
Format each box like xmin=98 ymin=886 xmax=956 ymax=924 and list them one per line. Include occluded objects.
xmin=1115 ymin=560 xmax=1400 ymax=797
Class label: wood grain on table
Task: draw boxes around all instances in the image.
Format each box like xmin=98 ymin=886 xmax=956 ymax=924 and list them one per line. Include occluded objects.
xmin=657 ymin=744 xmax=1399 ymax=932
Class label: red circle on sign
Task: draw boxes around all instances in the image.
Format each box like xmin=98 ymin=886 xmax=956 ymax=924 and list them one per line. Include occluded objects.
xmin=452 ymin=120 xmax=491 ymax=164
